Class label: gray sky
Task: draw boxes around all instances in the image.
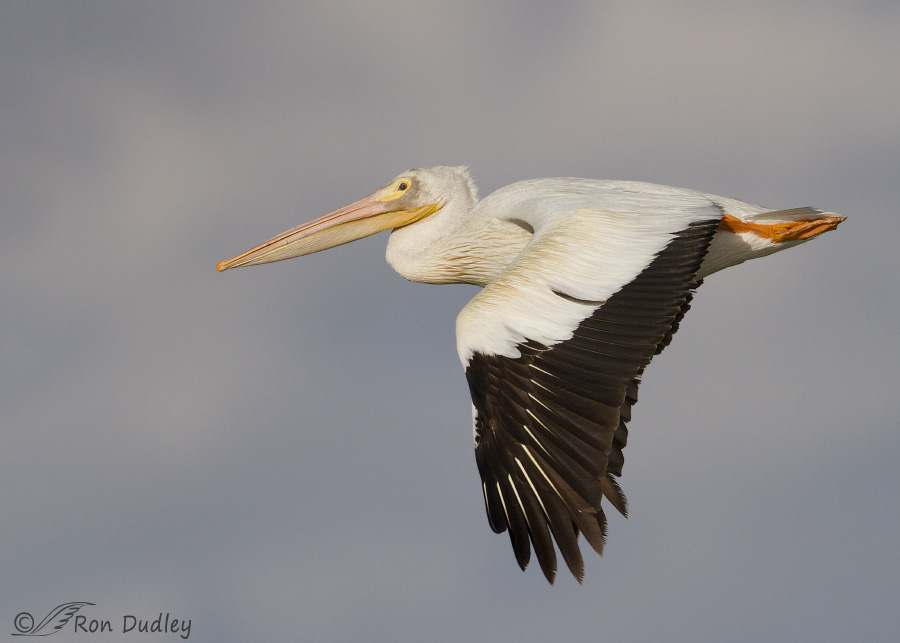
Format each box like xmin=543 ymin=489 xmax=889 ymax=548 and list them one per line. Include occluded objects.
xmin=2 ymin=2 xmax=898 ymax=641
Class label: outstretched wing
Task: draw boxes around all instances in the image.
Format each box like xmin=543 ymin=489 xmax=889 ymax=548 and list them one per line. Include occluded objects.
xmin=457 ymin=189 xmax=721 ymax=582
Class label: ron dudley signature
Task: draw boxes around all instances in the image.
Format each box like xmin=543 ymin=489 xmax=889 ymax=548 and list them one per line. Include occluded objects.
xmin=13 ymin=603 xmax=191 ymax=639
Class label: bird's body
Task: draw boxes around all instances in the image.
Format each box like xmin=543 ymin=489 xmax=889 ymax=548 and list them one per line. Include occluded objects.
xmin=218 ymin=166 xmax=844 ymax=583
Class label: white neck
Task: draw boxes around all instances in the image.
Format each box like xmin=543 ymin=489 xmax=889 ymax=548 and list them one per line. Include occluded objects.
xmin=385 ymin=199 xmax=531 ymax=287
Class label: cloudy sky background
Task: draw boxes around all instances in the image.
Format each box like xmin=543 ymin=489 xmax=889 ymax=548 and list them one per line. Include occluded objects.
xmin=2 ymin=1 xmax=898 ymax=641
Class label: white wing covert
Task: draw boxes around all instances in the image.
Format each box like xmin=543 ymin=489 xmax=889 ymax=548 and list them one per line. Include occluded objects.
xmin=456 ymin=185 xmax=722 ymax=582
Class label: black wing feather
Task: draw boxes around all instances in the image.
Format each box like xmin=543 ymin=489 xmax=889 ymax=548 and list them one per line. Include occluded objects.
xmin=466 ymin=219 xmax=719 ymax=581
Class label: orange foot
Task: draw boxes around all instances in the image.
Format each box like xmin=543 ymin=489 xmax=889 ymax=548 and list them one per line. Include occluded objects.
xmin=719 ymin=212 xmax=846 ymax=243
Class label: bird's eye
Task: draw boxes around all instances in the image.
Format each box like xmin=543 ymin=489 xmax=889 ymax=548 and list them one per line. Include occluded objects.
xmin=398 ymin=181 xmax=409 ymax=191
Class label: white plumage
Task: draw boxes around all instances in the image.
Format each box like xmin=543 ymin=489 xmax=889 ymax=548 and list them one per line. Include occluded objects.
xmin=218 ymin=166 xmax=844 ymax=583
xmin=455 ymin=180 xmax=724 ymax=363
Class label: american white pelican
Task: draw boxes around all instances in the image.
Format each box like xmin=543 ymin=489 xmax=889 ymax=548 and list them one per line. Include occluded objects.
xmin=218 ymin=166 xmax=844 ymax=583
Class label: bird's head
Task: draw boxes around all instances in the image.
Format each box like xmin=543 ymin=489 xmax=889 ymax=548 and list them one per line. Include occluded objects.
xmin=216 ymin=166 xmax=475 ymax=271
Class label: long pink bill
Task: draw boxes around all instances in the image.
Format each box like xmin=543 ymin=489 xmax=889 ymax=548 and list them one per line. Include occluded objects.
xmin=217 ymin=192 xmax=390 ymax=271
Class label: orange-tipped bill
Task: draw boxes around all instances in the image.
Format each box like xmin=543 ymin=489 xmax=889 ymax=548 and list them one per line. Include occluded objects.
xmin=217 ymin=191 xmax=440 ymax=272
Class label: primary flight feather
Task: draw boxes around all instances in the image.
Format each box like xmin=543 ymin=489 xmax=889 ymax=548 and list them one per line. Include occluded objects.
xmin=218 ymin=166 xmax=844 ymax=583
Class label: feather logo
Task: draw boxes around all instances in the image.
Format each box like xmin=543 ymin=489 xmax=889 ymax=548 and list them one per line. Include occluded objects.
xmin=12 ymin=603 xmax=94 ymax=636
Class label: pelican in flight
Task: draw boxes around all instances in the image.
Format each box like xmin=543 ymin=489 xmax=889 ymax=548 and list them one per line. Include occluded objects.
xmin=218 ymin=166 xmax=844 ymax=583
